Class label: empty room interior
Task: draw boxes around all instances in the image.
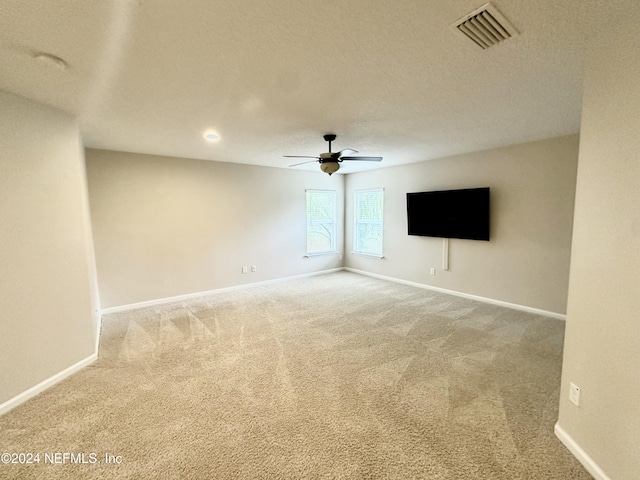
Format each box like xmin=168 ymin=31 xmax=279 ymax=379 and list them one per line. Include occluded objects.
xmin=0 ymin=1 xmax=638 ymax=479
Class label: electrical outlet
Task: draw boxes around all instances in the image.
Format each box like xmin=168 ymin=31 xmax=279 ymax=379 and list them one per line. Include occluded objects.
xmin=251 ymin=265 xmax=256 ymax=272
xmin=241 ymin=266 xmax=248 ymax=274
xmin=430 ymin=267 xmax=436 ymax=275
xmin=569 ymin=382 xmax=580 ymax=406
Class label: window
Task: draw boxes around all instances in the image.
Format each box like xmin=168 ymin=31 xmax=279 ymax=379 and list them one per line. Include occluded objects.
xmin=306 ymin=190 xmax=336 ymax=255
xmin=354 ymin=188 xmax=384 ymax=256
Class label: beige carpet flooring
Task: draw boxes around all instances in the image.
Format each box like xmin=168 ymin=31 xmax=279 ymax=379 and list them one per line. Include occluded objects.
xmin=1 ymin=272 xmax=591 ymax=479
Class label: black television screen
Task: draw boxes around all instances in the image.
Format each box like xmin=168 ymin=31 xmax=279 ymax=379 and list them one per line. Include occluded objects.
xmin=406 ymin=187 xmax=490 ymax=241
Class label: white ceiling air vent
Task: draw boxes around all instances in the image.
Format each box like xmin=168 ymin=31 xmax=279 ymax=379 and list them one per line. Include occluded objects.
xmin=450 ymin=3 xmax=518 ymax=49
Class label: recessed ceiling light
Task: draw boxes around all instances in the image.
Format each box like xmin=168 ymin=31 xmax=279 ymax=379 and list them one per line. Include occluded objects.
xmin=203 ymin=131 xmax=220 ymax=142
xmin=34 ymin=52 xmax=68 ymax=70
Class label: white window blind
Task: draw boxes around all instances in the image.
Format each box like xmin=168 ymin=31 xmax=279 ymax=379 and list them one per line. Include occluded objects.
xmin=354 ymin=188 xmax=384 ymax=256
xmin=306 ymin=190 xmax=336 ymax=255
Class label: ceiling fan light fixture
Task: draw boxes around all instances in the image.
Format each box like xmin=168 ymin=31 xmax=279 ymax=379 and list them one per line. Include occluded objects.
xmin=320 ymin=161 xmax=340 ymax=176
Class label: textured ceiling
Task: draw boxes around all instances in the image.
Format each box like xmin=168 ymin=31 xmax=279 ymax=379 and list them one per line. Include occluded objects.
xmin=0 ymin=0 xmax=621 ymax=173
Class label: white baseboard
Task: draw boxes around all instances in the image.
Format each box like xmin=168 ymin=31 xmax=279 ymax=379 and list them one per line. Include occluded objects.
xmin=101 ymin=268 xmax=344 ymax=315
xmin=102 ymin=267 xmax=566 ymax=320
xmin=554 ymin=423 xmax=610 ymax=480
xmin=344 ymin=268 xmax=566 ymax=320
xmin=0 ymin=353 xmax=97 ymax=416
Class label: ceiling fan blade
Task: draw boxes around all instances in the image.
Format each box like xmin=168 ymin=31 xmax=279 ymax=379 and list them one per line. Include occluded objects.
xmin=289 ymin=159 xmax=320 ymax=167
xmin=284 ymin=155 xmax=320 ymax=159
xmin=340 ymin=156 xmax=383 ymax=162
xmin=335 ymin=148 xmax=358 ymax=158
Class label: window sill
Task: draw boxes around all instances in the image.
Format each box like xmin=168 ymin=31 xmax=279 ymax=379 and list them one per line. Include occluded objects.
xmin=304 ymin=252 xmax=339 ymax=258
xmin=351 ymin=252 xmax=385 ymax=259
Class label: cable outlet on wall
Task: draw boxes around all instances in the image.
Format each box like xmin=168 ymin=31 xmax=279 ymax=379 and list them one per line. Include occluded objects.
xmin=569 ymin=382 xmax=580 ymax=407
xmin=251 ymin=265 xmax=256 ymax=272
xmin=241 ymin=266 xmax=248 ymax=274
xmin=430 ymin=267 xmax=436 ymax=275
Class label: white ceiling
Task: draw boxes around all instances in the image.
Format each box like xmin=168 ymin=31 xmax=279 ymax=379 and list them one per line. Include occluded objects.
xmin=0 ymin=0 xmax=620 ymax=174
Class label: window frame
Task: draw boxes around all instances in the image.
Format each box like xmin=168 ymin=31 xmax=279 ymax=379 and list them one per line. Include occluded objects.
xmin=353 ymin=188 xmax=384 ymax=258
xmin=305 ymin=189 xmax=337 ymax=256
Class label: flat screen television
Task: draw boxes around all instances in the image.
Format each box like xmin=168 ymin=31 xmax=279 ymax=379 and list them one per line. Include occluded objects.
xmin=406 ymin=187 xmax=490 ymax=241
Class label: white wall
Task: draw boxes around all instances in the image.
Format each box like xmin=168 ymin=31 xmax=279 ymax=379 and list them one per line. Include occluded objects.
xmin=345 ymin=135 xmax=579 ymax=315
xmin=0 ymin=90 xmax=99 ymax=409
xmin=85 ymin=149 xmax=344 ymax=309
xmin=556 ymin=2 xmax=640 ymax=478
